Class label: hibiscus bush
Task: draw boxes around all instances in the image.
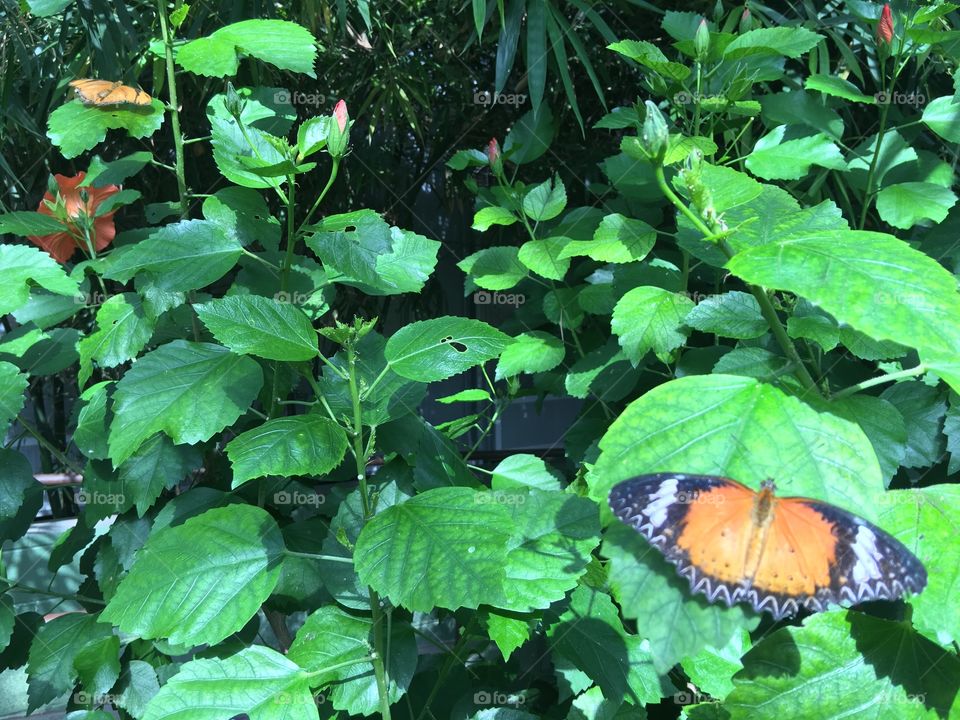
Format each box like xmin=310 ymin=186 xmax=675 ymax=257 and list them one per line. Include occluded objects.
xmin=1 ymin=2 xmax=960 ymax=719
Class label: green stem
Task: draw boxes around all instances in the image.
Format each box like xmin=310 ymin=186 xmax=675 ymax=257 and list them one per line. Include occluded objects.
xmin=296 ymin=157 xmax=340 ymax=236
xmin=8 ymin=583 xmax=105 ymax=606
xmin=280 ymin=173 xmax=297 ymax=294
xmin=832 ymin=364 xmax=926 ymax=399
xmin=857 ymin=98 xmax=891 ymax=230
xmin=653 ymin=165 xmax=821 ymax=397
xmin=415 ymin=618 xmax=476 ymax=720
xmin=283 ymin=549 xmax=353 ymax=563
xmin=18 ymin=416 xmax=82 ymax=474
xmin=156 ymin=0 xmax=189 ymax=219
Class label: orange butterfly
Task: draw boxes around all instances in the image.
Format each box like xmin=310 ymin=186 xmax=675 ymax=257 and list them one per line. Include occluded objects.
xmin=609 ymin=473 xmax=927 ymax=620
xmin=69 ymin=79 xmax=152 ymax=107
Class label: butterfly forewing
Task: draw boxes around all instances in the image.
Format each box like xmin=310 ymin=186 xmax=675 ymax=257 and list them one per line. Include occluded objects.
xmin=69 ymin=79 xmax=152 ymax=107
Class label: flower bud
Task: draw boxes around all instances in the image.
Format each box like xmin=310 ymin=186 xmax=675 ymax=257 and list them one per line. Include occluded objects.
xmin=327 ymin=99 xmax=351 ymax=159
xmin=694 ymin=18 xmax=710 ymax=61
xmin=877 ymin=4 xmax=894 ymax=47
xmin=224 ymin=81 xmax=247 ymax=120
xmin=487 ymin=138 xmax=503 ymax=175
xmin=739 ymin=7 xmax=752 ymax=33
xmin=641 ymin=101 xmax=669 ymax=164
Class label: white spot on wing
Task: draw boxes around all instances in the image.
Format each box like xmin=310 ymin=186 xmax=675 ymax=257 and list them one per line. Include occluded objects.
xmin=850 ymin=525 xmax=883 ymax=585
xmin=644 ymin=478 xmax=679 ymax=528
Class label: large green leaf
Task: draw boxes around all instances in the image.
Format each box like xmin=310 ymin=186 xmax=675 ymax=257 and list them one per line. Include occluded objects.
xmin=385 ymin=316 xmax=511 ymax=382
xmin=0 ymin=211 xmax=69 ymax=236
xmin=78 ymin=293 xmax=154 ymax=387
xmin=99 ymin=220 xmax=243 ymax=293
xmin=611 ymin=286 xmax=694 ymax=362
xmin=558 ymin=213 xmax=655 ymax=263
xmin=108 ymin=341 xmax=263 ymax=466
xmin=875 ymin=182 xmax=957 ymax=229
xmin=288 ymin=607 xmax=417 ymax=715
xmin=118 ymin=434 xmax=202 ymax=517
xmin=226 ymin=415 xmax=348 ymax=487
xmin=723 ymin=612 xmax=960 ymax=718
xmin=0 ymin=449 xmax=44 ymax=543
xmin=194 ymin=295 xmax=319 ymax=361
xmin=0 ymin=244 xmax=79 ymax=316
xmin=100 ymin=505 xmax=283 ymax=646
xmin=723 ymin=27 xmax=823 ymax=58
xmin=922 ymin=95 xmax=960 ymax=143
xmin=354 ymin=486 xmax=515 ymax=611
xmin=141 ymin=645 xmax=316 ymax=720
xmin=176 ymin=19 xmax=318 ymax=77
xmin=47 ymin=100 xmax=165 ymax=159
xmin=0 ymin=361 xmax=28 ymax=438
xmin=522 ymin=176 xmax=567 ymax=221
xmin=684 ymin=291 xmax=767 ymax=340
xmin=458 ymin=247 xmax=527 ymax=290
xmin=745 ymin=127 xmax=846 ymax=180
xmin=725 ymin=229 xmax=960 ymax=392
xmin=495 ymin=331 xmax=565 ymax=379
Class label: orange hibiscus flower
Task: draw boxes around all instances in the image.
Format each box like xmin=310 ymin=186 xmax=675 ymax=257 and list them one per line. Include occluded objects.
xmin=27 ymin=172 xmax=120 ymax=264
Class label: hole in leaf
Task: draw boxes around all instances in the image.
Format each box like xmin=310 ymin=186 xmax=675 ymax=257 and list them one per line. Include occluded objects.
xmin=440 ymin=336 xmax=468 ymax=353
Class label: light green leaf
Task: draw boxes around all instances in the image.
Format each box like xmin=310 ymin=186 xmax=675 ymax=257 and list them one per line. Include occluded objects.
xmin=0 ymin=211 xmax=69 ymax=236
xmin=876 ymin=182 xmax=957 ymax=229
xmin=176 ymin=19 xmax=318 ymax=77
xmin=558 ymin=213 xmax=655 ymax=263
xmin=108 ymin=341 xmax=263 ymax=466
xmin=472 ymin=205 xmax=518 ymax=231
xmin=485 ymin=611 xmax=532 ymax=662
xmin=822 ymin=395 xmax=906 ymax=485
xmin=141 ymin=645 xmax=316 ymax=720
xmin=194 ymin=295 xmax=318 ymax=361
xmin=922 ymin=95 xmax=960 ymax=142
xmin=745 ymin=126 xmax=846 ymax=180
xmin=114 ymin=660 xmax=160 ymax=719
xmin=458 ymin=247 xmax=528 ymax=290
xmin=226 ymin=415 xmax=348 ymax=487
xmin=118 ymin=434 xmax=202 ymax=517
xmin=74 ymin=382 xmax=111 ymax=460
xmin=805 ymin=74 xmax=876 ymax=104
xmin=78 ymin=293 xmax=154 ymax=387
xmin=607 ymin=40 xmax=690 ymax=81
xmin=288 ymin=607 xmax=417 ymax=715
xmin=47 ymin=100 xmax=165 ymax=159
xmin=495 ymin=331 xmax=565 ymax=380
xmin=385 ymin=316 xmax=511 ymax=382
xmin=684 ymin=291 xmax=767 ymax=339
xmin=0 ymin=244 xmax=79 ymax=315
xmin=611 ymin=286 xmax=694 ymax=362
xmin=436 ymin=388 xmax=492 ymax=404
xmin=724 ymin=27 xmax=823 ymax=58
xmin=99 ymin=220 xmax=242 ymax=293
xmin=522 ymin=176 xmax=567 ymax=221
xmin=101 ymin=505 xmax=284 ymax=646
xmin=518 ymin=236 xmax=570 ymax=280
xmin=491 ymin=454 xmax=562 ymax=491
xmin=0 ymin=361 xmax=28 ymax=438
xmin=681 ymin=629 xmax=749 ymax=700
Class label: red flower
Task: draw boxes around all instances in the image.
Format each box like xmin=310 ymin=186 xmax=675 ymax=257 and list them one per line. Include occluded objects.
xmin=877 ymin=4 xmax=894 ymax=46
xmin=27 ymin=172 xmax=120 ymax=264
xmin=487 ymin=138 xmax=502 ymax=173
xmin=333 ymin=99 xmax=348 ymax=133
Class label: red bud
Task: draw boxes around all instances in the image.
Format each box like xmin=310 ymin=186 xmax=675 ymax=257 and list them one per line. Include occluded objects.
xmin=877 ymin=4 xmax=894 ymax=46
xmin=334 ymin=99 xmax=348 ymax=132
xmin=487 ymin=138 xmax=503 ymax=174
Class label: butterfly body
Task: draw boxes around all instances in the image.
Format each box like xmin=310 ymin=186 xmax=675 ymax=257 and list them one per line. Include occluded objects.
xmin=609 ymin=474 xmax=926 ymax=620
xmin=69 ymin=79 xmax=152 ymax=107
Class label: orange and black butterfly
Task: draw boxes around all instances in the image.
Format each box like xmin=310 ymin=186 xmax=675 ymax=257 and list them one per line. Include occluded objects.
xmin=69 ymin=79 xmax=152 ymax=107
xmin=609 ymin=473 xmax=927 ymax=620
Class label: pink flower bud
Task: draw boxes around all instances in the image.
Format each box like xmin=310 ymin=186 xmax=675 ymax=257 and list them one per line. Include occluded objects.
xmin=334 ymin=99 xmax=348 ymax=132
xmin=487 ymin=138 xmax=501 ymax=166
xmin=877 ymin=4 xmax=893 ymax=46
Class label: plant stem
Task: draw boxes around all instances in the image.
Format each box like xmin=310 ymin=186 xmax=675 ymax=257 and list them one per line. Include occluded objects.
xmin=653 ymin=165 xmax=822 ymax=396
xmin=8 ymin=583 xmax=105 ymax=606
xmin=832 ymin=364 xmax=926 ymax=399
xmin=18 ymin=416 xmax=83 ymax=474
xmin=346 ymin=341 xmax=392 ymax=720
xmin=296 ymin=157 xmax=340 ymax=235
xmin=280 ymin=173 xmax=297 ymax=293
xmin=857 ymin=97 xmax=891 ymax=230
xmin=156 ymin=0 xmax=189 ymax=219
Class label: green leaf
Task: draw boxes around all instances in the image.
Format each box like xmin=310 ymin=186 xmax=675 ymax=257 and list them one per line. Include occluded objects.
xmin=760 ymin=90 xmax=844 ymax=140
xmin=485 ymin=611 xmax=532 ymax=662
xmin=26 ymin=613 xmax=115 ymax=712
xmin=518 ymin=236 xmax=570 ymax=280
xmin=458 ymin=247 xmax=527 ymax=290
xmin=176 ymin=19 xmax=317 ymax=77
xmin=140 ymin=645 xmax=316 ymax=720
xmin=385 ymin=316 xmax=511 ymax=382
xmin=0 ymin=244 xmax=79 ymax=315
xmin=745 ymin=127 xmax=846 ymax=180
xmin=74 ymin=382 xmax=111 ymax=460
xmin=611 ymin=286 xmax=694 ymax=362
xmin=876 ymin=182 xmax=957 ymax=229
xmin=47 ymin=100 xmax=165 ymax=159
xmin=288 ymin=607 xmax=417 ymax=714
xmin=101 ymin=505 xmax=284 ymax=646
xmin=607 ymin=40 xmax=690 ymax=82
xmin=787 ymin=313 xmax=839 ymax=352
xmin=503 ymin=105 xmax=555 ymax=165
xmin=805 ymin=74 xmax=876 ymax=104
xmin=922 ymin=95 xmax=960 ymax=142
xmin=494 ymin=0 xmax=525 ymax=94
xmin=209 ymin=117 xmax=285 ymax=190
xmin=526 ymin=0 xmax=547 ymax=114
xmin=78 ymin=293 xmax=154 ymax=387
xmin=879 ymin=382 xmax=946 ymax=469
xmin=226 ymin=415 xmax=348 ymax=488
xmin=99 ymin=220 xmax=242 ymax=293
xmin=472 ymin=205 xmax=518 ymax=231
xmin=194 ymin=295 xmax=318 ymax=361
xmin=823 ymin=396 xmax=906 ymax=485
xmin=354 ymin=486 xmax=515 ymax=611
xmin=73 ymin=634 xmax=120 ymax=696
xmin=0 ymin=211 xmax=69 ymax=236
xmin=114 ymin=660 xmax=160 ymax=718
xmin=565 ymin=339 xmax=634 ymax=399
xmin=306 ymin=210 xmax=440 ymax=296
xmin=491 ymin=454 xmax=562 ymax=491
xmin=724 ymin=612 xmax=960 ymax=718
xmin=202 ymin=186 xmax=281 ymax=250
xmin=546 ymin=585 xmax=661 ymax=704
xmin=681 ymin=629 xmax=749 ymax=700
xmin=0 ymin=362 xmax=28 ymax=438
xmin=558 ymin=213 xmax=655 ymax=263
xmin=522 ymin=176 xmax=567 ymax=221
xmin=84 ymin=151 xmax=153 ymax=187
xmin=495 ymin=331 xmax=565 ymax=379
xmin=723 ymin=27 xmax=823 ymax=58
xmin=437 ymin=388 xmax=492 ymax=404
xmin=684 ymin=291 xmax=767 ymax=339
xmin=118 ymin=434 xmax=202 ymax=516
xmin=108 ymin=341 xmax=263 ymax=466
xmin=0 ymin=449 xmax=44 ymax=543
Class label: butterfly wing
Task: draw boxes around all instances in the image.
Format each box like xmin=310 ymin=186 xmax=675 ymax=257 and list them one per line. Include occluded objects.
xmin=69 ymin=79 xmax=152 ymax=106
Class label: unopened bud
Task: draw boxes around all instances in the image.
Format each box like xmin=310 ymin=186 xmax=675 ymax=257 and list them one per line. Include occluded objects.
xmin=694 ymin=18 xmax=710 ymax=61
xmin=641 ymin=101 xmax=669 ymax=164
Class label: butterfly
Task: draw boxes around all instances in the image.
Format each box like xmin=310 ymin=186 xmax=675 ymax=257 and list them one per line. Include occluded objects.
xmin=608 ymin=473 xmax=927 ymax=620
xmin=69 ymin=79 xmax=152 ymax=107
